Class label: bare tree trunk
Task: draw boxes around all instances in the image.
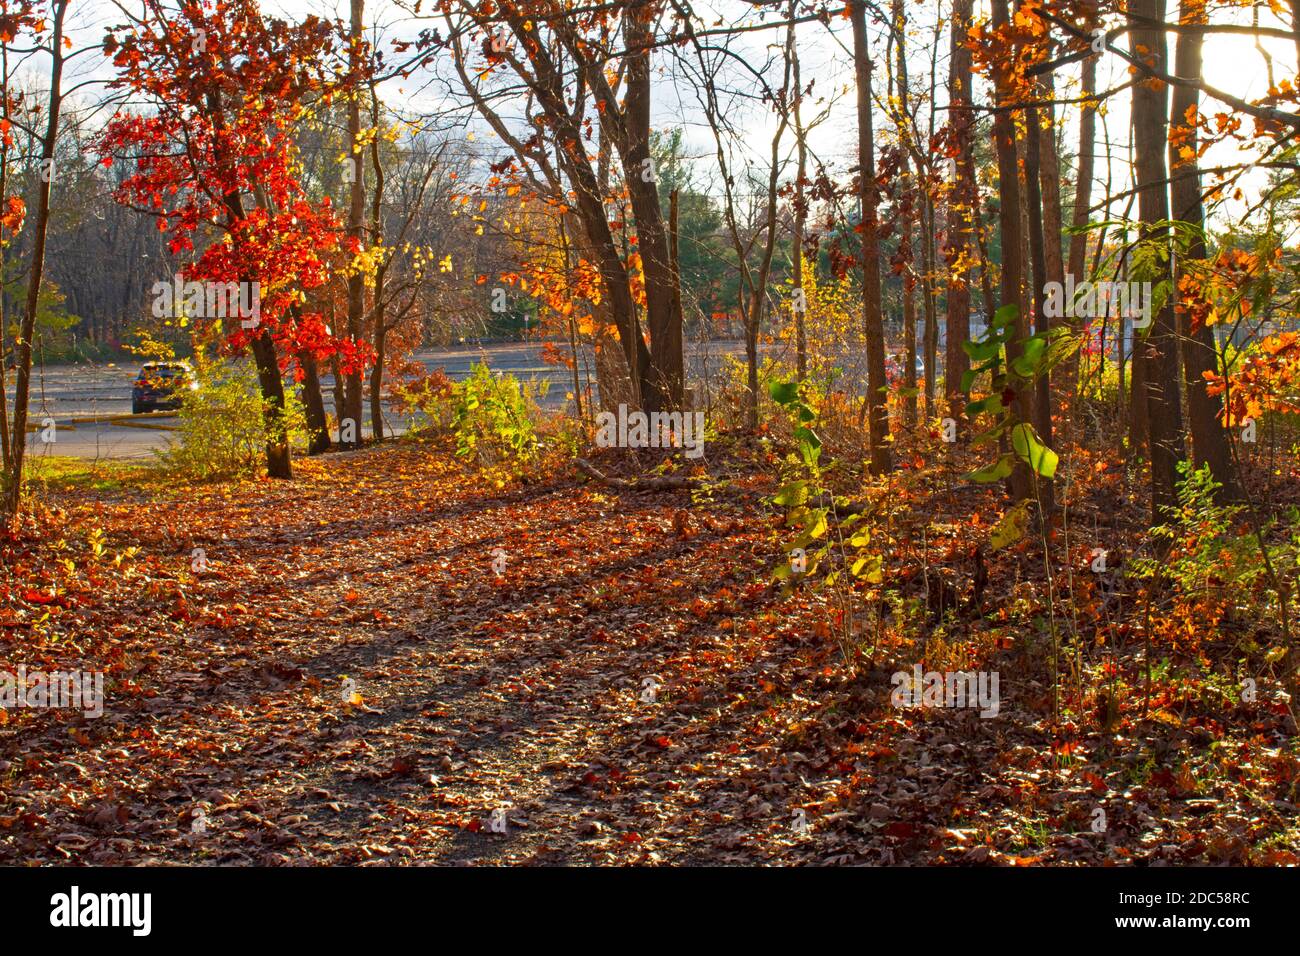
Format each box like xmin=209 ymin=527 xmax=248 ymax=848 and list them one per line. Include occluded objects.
xmin=369 ymin=308 xmax=386 ymax=441
xmin=1037 ymin=69 xmax=1065 ymax=294
xmin=1065 ymin=54 xmax=1097 ymax=392
xmin=851 ymin=0 xmax=892 ymax=474
xmin=368 ymin=86 xmax=387 ymax=442
xmin=944 ymin=0 xmax=975 ymax=422
xmin=1170 ymin=0 xmax=1237 ymax=498
xmin=975 ymin=187 xmax=998 ymax=321
xmin=615 ymin=12 xmax=683 ymax=411
xmin=330 ymin=350 xmax=346 ymax=434
xmin=990 ymin=0 xmax=1032 ymax=501
xmin=893 ymin=0 xmax=918 ymax=428
xmin=1037 ymin=60 xmax=1067 ymax=421
xmin=342 ymin=0 xmax=366 ymax=447
xmin=298 ymin=348 xmax=331 ymax=455
xmin=4 ymin=1 xmax=68 ymax=516
xmin=585 ymin=143 xmax=651 ymax=410
xmin=250 ymin=330 xmax=293 ymax=478
xmin=791 ymin=3 xmax=809 ymax=383
xmin=1130 ymin=0 xmax=1187 ymax=521
xmin=669 ymin=187 xmax=685 ymax=408
xmin=902 ymin=265 xmax=918 ymax=427
xmin=920 ymin=192 xmax=938 ymax=417
xmin=0 ymin=105 xmax=10 ymax=468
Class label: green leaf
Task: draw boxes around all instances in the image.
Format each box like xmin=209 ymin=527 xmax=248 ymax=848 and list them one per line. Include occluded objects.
xmin=970 ymin=423 xmax=1007 ymax=447
xmin=966 ymin=454 xmax=1014 ymax=483
xmin=773 ymin=480 xmax=809 ymax=506
xmin=850 ymin=555 xmax=883 ymax=583
xmin=1040 ymin=328 xmax=1082 ymax=376
xmin=963 ymin=339 xmax=1002 ymax=363
xmin=1012 ymin=335 xmax=1047 ymax=377
xmin=965 ymin=395 xmax=1004 ymax=417
xmin=1011 ymin=423 xmax=1059 ymax=479
xmin=793 ymin=426 xmax=822 ymax=467
xmin=793 ymin=426 xmax=821 ymax=450
xmin=769 ymin=381 xmax=800 ymax=406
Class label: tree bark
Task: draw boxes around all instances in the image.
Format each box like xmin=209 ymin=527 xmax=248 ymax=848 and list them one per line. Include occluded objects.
xmin=4 ymin=1 xmax=68 ymax=517
xmin=342 ymin=0 xmax=367 ymax=448
xmin=920 ymin=191 xmax=939 ymax=418
xmin=944 ymin=0 xmax=975 ymax=422
xmin=619 ymin=11 xmax=683 ymax=412
xmin=298 ymin=348 xmax=332 ymax=455
xmin=990 ymin=0 xmax=1032 ymax=501
xmin=851 ymin=0 xmax=892 ymax=474
xmin=1129 ymin=0 xmax=1187 ymax=521
xmin=368 ymin=87 xmax=387 ymax=442
xmin=1037 ymin=70 xmax=1066 ymax=294
xmin=1065 ymin=54 xmax=1097 ymax=392
xmin=791 ymin=2 xmax=809 ymax=383
xmin=1170 ymin=0 xmax=1237 ymax=498
xmin=893 ymin=0 xmax=918 ymax=427
xmin=250 ymin=329 xmax=292 ymax=479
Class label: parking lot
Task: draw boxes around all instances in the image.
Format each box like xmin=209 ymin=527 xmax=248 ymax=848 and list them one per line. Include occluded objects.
xmin=5 ymin=340 xmax=750 ymax=459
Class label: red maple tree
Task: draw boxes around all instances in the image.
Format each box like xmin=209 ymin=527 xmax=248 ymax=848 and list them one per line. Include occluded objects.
xmin=99 ymin=0 xmax=357 ymax=477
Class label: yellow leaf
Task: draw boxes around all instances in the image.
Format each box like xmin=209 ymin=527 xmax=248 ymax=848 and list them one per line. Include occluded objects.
xmin=991 ymin=500 xmax=1032 ymax=551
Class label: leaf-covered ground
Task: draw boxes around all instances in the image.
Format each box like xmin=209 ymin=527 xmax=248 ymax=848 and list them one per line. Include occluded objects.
xmin=2 ymin=437 xmax=1298 ymax=865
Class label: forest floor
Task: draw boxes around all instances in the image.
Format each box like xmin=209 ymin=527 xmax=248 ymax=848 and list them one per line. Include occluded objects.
xmin=2 ymin=433 xmax=1298 ymax=865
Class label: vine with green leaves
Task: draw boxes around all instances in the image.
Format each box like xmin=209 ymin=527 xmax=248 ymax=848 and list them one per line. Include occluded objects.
xmin=768 ymin=379 xmax=882 ymax=670
xmin=961 ymin=303 xmax=1070 ymax=487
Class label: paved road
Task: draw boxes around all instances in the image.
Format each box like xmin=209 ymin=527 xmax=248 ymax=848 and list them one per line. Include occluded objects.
xmin=6 ymin=340 xmax=750 ymax=460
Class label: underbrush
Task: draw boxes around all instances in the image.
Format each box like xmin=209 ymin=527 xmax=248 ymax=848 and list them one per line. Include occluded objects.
xmin=5 ymin=395 xmax=1299 ymax=861
xmin=155 ymin=354 xmax=307 ymax=481
xmin=393 ymin=360 xmax=579 ymax=483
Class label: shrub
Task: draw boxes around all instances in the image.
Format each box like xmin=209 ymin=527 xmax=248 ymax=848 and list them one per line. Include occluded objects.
xmin=390 ymin=366 xmax=457 ymax=431
xmin=156 ymin=357 xmax=305 ymax=480
xmin=450 ymin=361 xmax=542 ymax=470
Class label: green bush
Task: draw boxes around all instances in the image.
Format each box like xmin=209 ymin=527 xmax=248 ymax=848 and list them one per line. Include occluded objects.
xmin=451 ymin=361 xmax=541 ymax=469
xmin=156 ymin=357 xmax=305 ymax=481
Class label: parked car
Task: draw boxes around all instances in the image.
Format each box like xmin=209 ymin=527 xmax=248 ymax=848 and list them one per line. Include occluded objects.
xmin=132 ymin=361 xmax=196 ymax=414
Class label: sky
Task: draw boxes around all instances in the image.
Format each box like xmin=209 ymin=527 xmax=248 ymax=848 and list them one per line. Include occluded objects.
xmin=44 ymin=0 xmax=1300 ymax=239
